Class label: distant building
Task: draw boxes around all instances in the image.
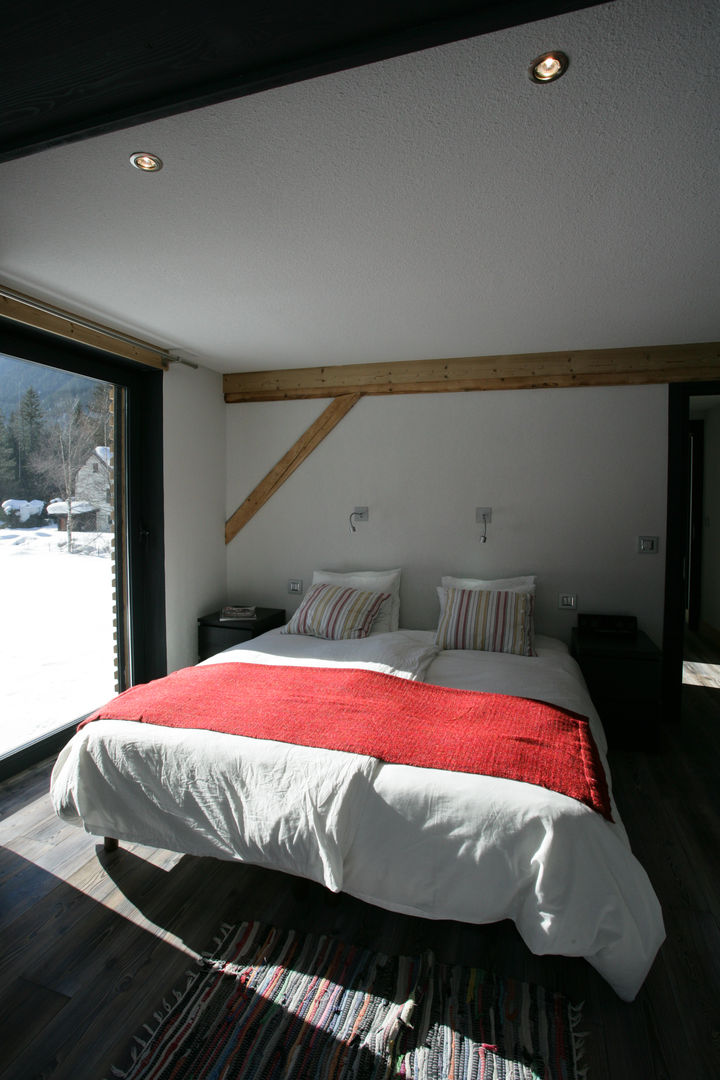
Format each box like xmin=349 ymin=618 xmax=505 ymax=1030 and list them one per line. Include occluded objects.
xmin=46 ymin=499 xmax=97 ymax=531
xmin=75 ymin=446 xmax=112 ymax=530
xmin=46 ymin=447 xmax=113 ymax=532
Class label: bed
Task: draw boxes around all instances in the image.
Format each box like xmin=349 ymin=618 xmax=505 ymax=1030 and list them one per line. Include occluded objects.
xmin=50 ymin=574 xmax=665 ymax=1002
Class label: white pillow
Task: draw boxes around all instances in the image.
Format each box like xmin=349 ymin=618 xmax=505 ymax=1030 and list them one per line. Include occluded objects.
xmin=441 ymin=574 xmax=536 ymax=594
xmin=312 ymin=568 xmax=401 ymax=633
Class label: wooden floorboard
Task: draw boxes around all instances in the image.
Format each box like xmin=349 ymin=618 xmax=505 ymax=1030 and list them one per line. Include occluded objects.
xmin=1 ymin=633 xmax=719 ymax=1078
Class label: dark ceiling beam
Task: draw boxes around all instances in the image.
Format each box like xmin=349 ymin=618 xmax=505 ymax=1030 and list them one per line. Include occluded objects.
xmin=0 ymin=0 xmax=609 ymax=163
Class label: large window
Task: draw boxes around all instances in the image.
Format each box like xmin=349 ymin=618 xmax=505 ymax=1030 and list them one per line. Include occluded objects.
xmin=0 ymin=320 xmax=166 ymax=778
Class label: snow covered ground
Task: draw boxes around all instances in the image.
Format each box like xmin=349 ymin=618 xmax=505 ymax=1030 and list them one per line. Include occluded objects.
xmin=0 ymin=526 xmax=115 ymax=758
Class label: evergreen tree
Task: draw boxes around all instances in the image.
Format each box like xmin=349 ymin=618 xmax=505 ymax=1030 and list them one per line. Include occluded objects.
xmin=0 ymin=410 xmax=18 ymax=503
xmin=0 ymin=411 xmax=17 ymax=479
xmin=10 ymin=387 xmax=45 ymax=493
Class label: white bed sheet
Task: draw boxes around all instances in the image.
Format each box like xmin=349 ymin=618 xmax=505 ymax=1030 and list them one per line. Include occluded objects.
xmin=50 ymin=628 xmax=664 ymax=1001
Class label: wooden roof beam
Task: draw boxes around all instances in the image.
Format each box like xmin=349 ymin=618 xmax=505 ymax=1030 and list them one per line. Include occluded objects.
xmin=224 ymin=342 xmax=720 ymax=402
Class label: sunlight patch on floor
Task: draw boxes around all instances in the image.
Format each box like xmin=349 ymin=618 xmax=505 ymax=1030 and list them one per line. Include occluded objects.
xmin=683 ymin=661 xmax=720 ymax=688
xmin=0 ymin=793 xmax=198 ymax=958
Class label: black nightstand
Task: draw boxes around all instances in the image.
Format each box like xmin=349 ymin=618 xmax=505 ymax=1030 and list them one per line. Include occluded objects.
xmin=570 ymin=627 xmax=663 ymax=748
xmin=197 ymin=607 xmax=286 ymax=661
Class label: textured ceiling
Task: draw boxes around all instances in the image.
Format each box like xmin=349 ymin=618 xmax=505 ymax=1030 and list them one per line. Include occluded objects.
xmin=0 ymin=0 xmax=718 ymax=374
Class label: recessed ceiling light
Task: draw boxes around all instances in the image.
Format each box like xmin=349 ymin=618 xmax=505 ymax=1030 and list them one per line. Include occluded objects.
xmin=130 ymin=152 xmax=163 ymax=172
xmin=529 ymin=51 xmax=569 ymax=84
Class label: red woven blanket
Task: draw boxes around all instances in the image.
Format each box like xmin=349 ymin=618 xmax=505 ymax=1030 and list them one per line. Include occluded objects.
xmin=82 ymin=662 xmax=612 ymax=820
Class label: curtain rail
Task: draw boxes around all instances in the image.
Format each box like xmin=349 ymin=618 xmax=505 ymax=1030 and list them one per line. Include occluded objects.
xmin=0 ymin=285 xmax=198 ymax=369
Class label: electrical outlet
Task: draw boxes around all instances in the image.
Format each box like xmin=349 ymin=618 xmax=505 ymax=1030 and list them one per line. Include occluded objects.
xmin=353 ymin=506 xmax=369 ymax=522
xmin=558 ymin=593 xmax=577 ymax=610
xmin=287 ymin=579 xmax=303 ymax=594
xmin=637 ymin=535 xmax=659 ymax=554
xmin=475 ymin=507 xmax=492 ymax=523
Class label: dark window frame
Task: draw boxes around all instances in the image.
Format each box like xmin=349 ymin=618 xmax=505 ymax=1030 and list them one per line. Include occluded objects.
xmin=0 ymin=319 xmax=166 ymax=780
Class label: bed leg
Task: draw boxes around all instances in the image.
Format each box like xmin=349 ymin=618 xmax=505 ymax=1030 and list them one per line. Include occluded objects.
xmin=103 ymin=836 xmax=119 ymax=853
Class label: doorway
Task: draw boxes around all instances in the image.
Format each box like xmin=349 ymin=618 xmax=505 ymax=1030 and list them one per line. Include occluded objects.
xmin=0 ymin=320 xmax=166 ymax=779
xmin=0 ymin=353 xmax=122 ymax=757
xmin=664 ymin=383 xmax=720 ymax=715
xmin=683 ymin=394 xmax=720 ymax=690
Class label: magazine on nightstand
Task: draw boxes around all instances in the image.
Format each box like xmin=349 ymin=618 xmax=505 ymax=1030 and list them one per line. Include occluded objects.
xmin=219 ymin=605 xmax=257 ymax=621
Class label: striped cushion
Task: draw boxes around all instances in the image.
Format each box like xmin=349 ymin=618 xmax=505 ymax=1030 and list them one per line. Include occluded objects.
xmin=435 ymin=587 xmax=536 ymax=655
xmin=282 ymin=583 xmax=391 ymax=640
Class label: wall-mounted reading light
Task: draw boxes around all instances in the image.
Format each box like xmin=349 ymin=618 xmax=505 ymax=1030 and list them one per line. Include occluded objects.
xmin=130 ymin=152 xmax=163 ymax=172
xmin=476 ymin=507 xmax=492 ymax=543
xmin=349 ymin=506 xmax=369 ymax=533
xmin=529 ymin=51 xmax=569 ymax=84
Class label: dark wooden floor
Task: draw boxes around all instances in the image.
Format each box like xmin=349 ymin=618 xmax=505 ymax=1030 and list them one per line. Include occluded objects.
xmin=1 ymin=633 xmax=719 ymax=1079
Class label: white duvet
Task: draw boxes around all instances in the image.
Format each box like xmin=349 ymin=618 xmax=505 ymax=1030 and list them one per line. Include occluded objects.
xmin=50 ymin=628 xmax=665 ymax=1001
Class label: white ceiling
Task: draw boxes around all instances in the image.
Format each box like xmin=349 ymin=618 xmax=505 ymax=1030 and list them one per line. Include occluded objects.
xmin=1 ymin=0 xmax=718 ymax=375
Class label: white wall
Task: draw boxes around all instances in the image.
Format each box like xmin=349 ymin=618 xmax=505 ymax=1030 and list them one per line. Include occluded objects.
xmin=225 ymin=385 xmax=668 ymax=646
xmin=701 ymin=404 xmax=720 ymax=634
xmin=163 ymin=362 xmax=227 ymax=671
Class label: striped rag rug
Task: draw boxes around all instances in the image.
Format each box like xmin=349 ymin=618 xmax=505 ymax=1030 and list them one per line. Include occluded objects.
xmin=109 ymin=921 xmax=586 ymax=1080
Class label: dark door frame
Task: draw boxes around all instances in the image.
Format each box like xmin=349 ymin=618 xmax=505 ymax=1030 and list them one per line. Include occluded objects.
xmin=686 ymin=418 xmax=705 ymax=632
xmin=663 ymin=381 xmax=718 ymax=719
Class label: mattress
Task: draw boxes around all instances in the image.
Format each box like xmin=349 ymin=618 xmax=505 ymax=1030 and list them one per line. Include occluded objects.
xmin=50 ymin=628 xmax=665 ymax=1001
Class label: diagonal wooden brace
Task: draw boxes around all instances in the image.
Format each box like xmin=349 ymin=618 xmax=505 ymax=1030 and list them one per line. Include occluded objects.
xmin=225 ymin=393 xmax=362 ymax=543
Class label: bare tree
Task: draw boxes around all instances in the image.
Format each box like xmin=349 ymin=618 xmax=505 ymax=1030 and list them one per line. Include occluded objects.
xmin=31 ymin=400 xmax=99 ymax=553
xmin=87 ymin=383 xmax=114 ymax=448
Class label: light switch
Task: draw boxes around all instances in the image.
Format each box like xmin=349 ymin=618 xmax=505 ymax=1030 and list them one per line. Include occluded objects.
xmin=637 ymin=536 xmax=659 ymax=554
